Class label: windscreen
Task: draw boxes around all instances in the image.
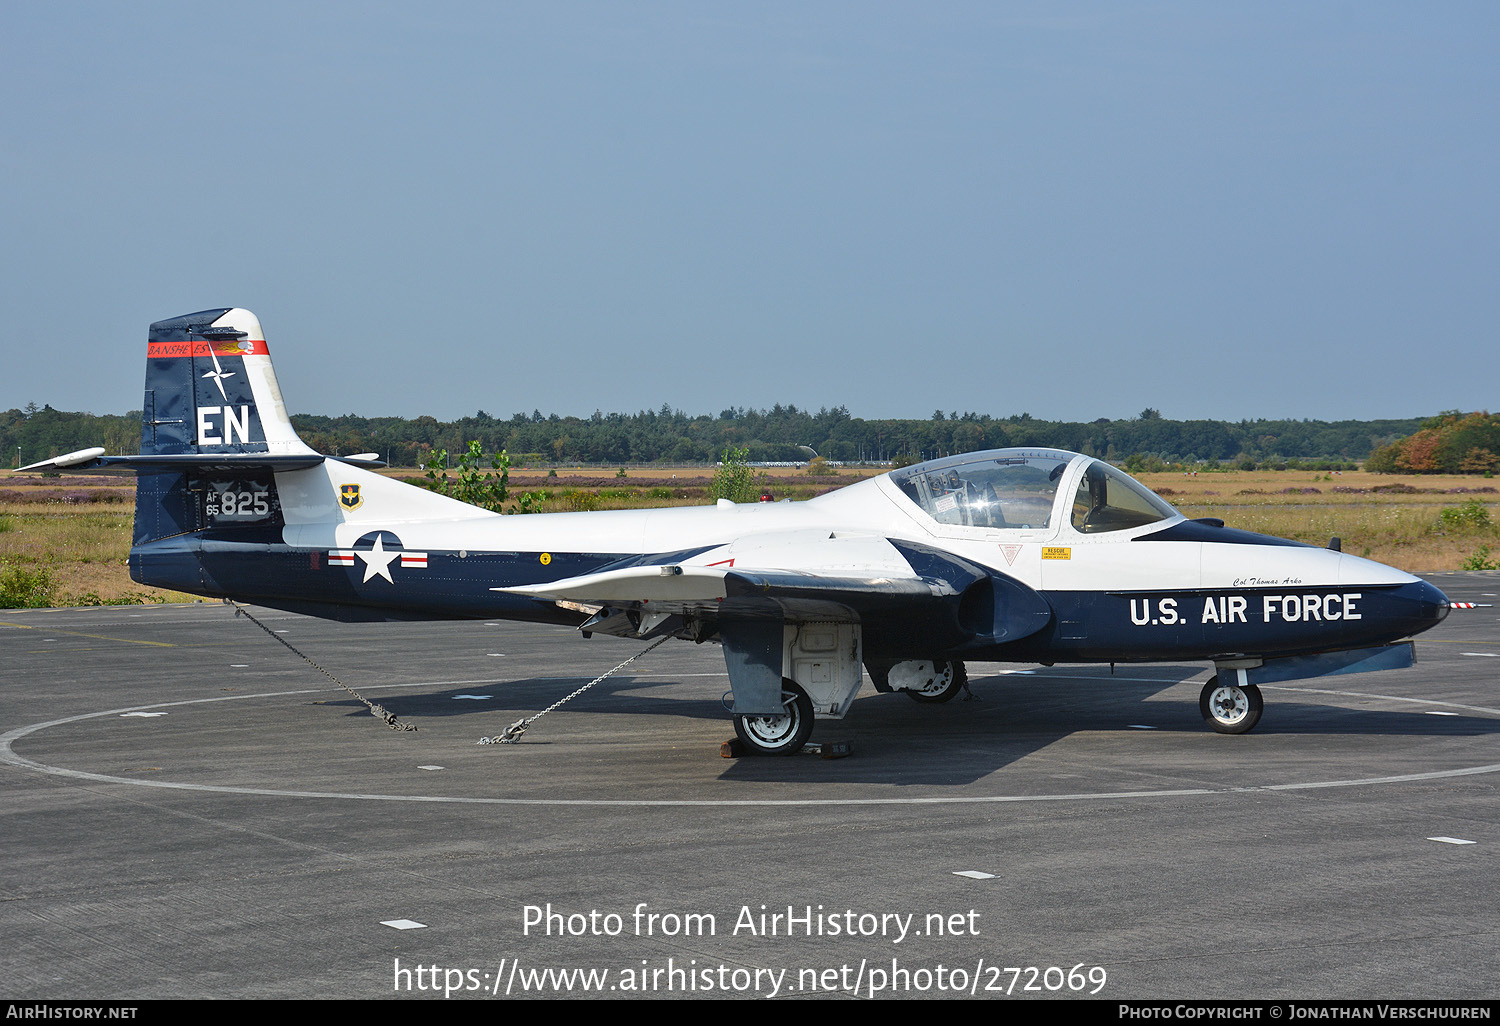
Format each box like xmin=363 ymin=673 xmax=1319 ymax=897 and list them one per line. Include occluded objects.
xmin=1070 ymin=461 xmax=1178 ymax=533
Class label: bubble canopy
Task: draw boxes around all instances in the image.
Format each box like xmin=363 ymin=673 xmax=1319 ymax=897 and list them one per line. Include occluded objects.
xmin=888 ymin=449 xmax=1179 ymax=534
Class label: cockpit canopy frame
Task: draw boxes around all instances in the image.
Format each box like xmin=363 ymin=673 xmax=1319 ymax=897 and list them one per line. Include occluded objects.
xmin=886 ymin=448 xmax=1180 ymax=537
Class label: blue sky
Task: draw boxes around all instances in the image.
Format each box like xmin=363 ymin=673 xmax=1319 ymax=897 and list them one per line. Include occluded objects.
xmin=3 ymin=2 xmax=1496 ymax=423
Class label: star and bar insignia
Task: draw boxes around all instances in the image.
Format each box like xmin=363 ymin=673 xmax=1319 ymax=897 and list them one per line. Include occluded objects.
xmin=329 ymin=532 xmax=428 ymax=584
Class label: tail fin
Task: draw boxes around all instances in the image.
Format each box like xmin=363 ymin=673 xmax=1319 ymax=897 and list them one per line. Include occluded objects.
xmin=17 ymin=309 xmax=327 ymax=546
xmin=132 ymin=309 xmax=321 ymax=550
xmin=17 ymin=308 xmax=492 ymax=606
xmin=141 ymin=307 xmax=315 ymax=458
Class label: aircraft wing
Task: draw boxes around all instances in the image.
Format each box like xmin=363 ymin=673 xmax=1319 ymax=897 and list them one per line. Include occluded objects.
xmin=497 ymin=534 xmax=1054 ymax=650
xmin=501 ymin=562 xmax=949 ymax=618
xmin=502 ymin=564 xmax=732 ymax=617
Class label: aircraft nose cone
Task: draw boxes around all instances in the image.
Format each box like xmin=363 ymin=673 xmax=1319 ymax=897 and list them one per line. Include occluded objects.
xmin=1400 ymin=578 xmax=1450 ymax=635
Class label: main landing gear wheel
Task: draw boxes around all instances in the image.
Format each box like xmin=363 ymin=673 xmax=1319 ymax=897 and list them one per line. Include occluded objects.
xmin=903 ymin=660 xmax=967 ymax=704
xmin=733 ymin=680 xmax=814 ymax=755
xmin=1199 ymin=674 xmax=1263 ymax=734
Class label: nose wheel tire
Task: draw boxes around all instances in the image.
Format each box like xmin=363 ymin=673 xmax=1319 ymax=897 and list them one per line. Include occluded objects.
xmin=734 ymin=680 xmax=814 ymax=755
xmin=1199 ymin=675 xmax=1263 ymax=734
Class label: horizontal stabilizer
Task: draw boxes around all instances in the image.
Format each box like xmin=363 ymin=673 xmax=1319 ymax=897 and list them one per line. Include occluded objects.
xmin=18 ymin=452 xmax=325 ymax=475
xmin=18 ymin=447 xmax=107 ymax=471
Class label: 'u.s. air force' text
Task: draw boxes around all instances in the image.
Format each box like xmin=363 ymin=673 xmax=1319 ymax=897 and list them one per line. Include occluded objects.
xmin=1129 ymin=593 xmax=1363 ymax=626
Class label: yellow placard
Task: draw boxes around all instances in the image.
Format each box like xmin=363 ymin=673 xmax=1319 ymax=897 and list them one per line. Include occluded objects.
xmin=1041 ymin=547 xmax=1071 ymax=560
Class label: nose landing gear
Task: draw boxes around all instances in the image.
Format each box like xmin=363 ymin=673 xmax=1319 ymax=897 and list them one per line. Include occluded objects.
xmin=1200 ymin=674 xmax=1263 ymax=734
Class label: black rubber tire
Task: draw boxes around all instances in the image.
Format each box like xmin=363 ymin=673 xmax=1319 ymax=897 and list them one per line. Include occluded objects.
xmin=733 ymin=680 xmax=814 ymax=755
xmin=904 ymin=660 xmax=967 ymax=704
xmin=1199 ymin=674 xmax=1264 ymax=734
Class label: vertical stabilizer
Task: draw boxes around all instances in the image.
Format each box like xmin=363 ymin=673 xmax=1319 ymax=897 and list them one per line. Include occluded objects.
xmin=133 ymin=308 xmax=317 ymax=549
xmin=141 ymin=308 xmax=315 ymax=457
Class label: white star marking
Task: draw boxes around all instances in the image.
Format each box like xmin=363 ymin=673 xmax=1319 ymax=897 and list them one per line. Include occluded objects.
xmin=201 ymin=351 xmax=235 ymax=400
xmin=357 ymin=536 xmax=400 ymax=584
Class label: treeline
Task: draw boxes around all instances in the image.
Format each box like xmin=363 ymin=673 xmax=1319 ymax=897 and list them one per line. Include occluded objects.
xmin=289 ymin=406 xmax=1429 ymax=467
xmin=4 ymin=404 xmax=141 ymax=467
xmin=1365 ymin=412 xmax=1500 ymax=474
xmin=5 ymin=400 xmax=1427 ymax=469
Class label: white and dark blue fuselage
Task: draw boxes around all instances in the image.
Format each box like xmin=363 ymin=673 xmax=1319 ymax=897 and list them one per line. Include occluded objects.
xmin=32 ymin=309 xmax=1449 ymax=753
xmin=135 ymin=453 xmax=1447 ymax=662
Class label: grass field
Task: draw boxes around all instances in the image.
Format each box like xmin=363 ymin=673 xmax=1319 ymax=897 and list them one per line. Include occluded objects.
xmin=1134 ymin=468 xmax=1499 ymax=571
xmin=2 ymin=465 xmax=1495 ymax=608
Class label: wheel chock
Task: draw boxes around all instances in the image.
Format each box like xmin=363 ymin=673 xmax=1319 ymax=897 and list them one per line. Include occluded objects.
xmin=720 ymin=738 xmax=853 ymax=758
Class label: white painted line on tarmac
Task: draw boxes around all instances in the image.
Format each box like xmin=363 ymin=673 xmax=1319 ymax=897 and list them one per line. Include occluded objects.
xmin=953 ymin=871 xmax=995 ymax=879
xmin=1267 ymin=684 xmax=1500 ymax=718
xmin=1428 ymin=837 xmax=1475 ymax=845
xmin=418 ymin=765 xmax=444 ymax=771
xmin=382 ymin=919 xmax=427 ymax=930
xmin=120 ymin=712 xmax=167 ymax=718
xmin=10 ymin=678 xmax=1500 ymax=809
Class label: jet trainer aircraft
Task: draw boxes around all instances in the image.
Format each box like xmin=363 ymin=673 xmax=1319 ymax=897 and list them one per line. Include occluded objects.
xmin=27 ymin=308 xmax=1451 ymax=755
